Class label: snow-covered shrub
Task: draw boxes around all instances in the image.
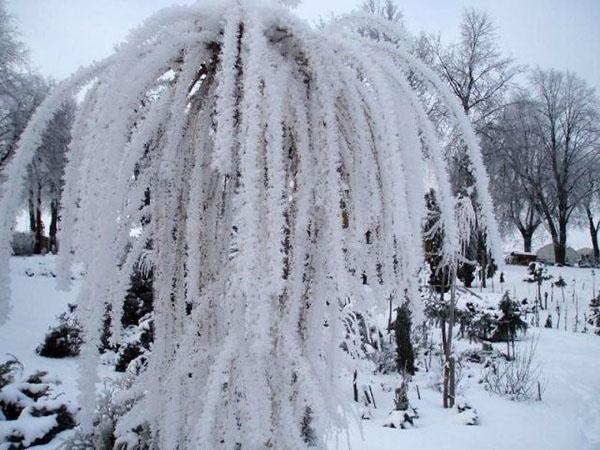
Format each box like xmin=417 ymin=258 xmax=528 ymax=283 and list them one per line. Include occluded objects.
xmin=10 ymin=232 xmax=35 ymax=256
xmin=0 ymin=357 xmax=22 ymax=391
xmin=491 ymin=293 xmax=527 ymax=345
xmin=342 ymin=310 xmax=396 ymax=374
xmin=454 ymin=301 xmax=498 ymax=342
xmin=37 ymin=266 xmax=153 ymax=365
xmin=36 ymin=303 xmax=83 ymax=358
xmin=115 ymin=269 xmax=154 ymax=373
xmin=457 ymin=262 xmax=476 ymax=288
xmin=427 ymin=352 xmax=466 ymax=395
xmin=383 ymin=383 xmax=418 ymax=430
xmin=524 ymin=262 xmax=552 ymax=285
xmin=588 ymin=293 xmax=600 ymax=335
xmin=63 ymin=376 xmax=151 ymax=450
xmin=482 ymin=338 xmax=545 ymax=401
xmin=121 ymin=268 xmax=153 ymax=330
xmin=393 ymin=304 xmax=415 ymax=376
xmin=99 ymin=303 xmax=116 ymax=355
xmin=454 ymin=397 xmax=478 ymax=426
xmin=0 ymin=358 xmax=76 ymax=448
xmin=115 ymin=313 xmax=153 ymax=373
xmin=554 ymin=275 xmax=567 ymax=288
xmin=383 ymin=408 xmax=418 ymax=429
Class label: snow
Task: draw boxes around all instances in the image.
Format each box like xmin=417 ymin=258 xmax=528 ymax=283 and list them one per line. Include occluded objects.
xmin=0 ymin=413 xmax=57 ymax=448
xmin=339 ymin=327 xmax=600 ymax=450
xmin=0 ymin=257 xmax=80 ymax=397
xmin=1 ymin=256 xmax=600 ymax=449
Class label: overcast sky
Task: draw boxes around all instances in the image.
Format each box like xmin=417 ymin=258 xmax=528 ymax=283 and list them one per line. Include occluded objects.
xmin=6 ymin=0 xmax=600 ymax=90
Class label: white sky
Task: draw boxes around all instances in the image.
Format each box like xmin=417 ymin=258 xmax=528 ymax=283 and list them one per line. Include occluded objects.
xmin=6 ymin=0 xmax=600 ymax=90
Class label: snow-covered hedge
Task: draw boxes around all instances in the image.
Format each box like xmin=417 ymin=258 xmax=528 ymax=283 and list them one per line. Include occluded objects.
xmin=10 ymin=232 xmax=35 ymax=257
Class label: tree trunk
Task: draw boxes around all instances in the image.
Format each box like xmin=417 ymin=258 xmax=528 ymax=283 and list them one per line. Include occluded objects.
xmin=441 ymin=315 xmax=448 ymax=409
xmin=548 ymin=225 xmax=563 ymax=266
xmin=49 ymin=199 xmax=59 ymax=254
xmin=33 ymin=184 xmax=45 ymax=254
xmin=477 ymin=231 xmax=487 ymax=288
xmin=586 ymin=206 xmax=599 ymax=264
xmin=591 ymin=229 xmax=599 ymax=265
xmin=554 ymin=223 xmax=567 ymax=265
xmin=442 ymin=269 xmax=457 ymax=409
xmin=28 ymin=190 xmax=36 ymax=233
xmin=522 ymin=229 xmax=533 ymax=253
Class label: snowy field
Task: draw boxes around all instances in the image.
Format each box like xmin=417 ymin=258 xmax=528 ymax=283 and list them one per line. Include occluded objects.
xmin=1 ymin=256 xmax=600 ymax=449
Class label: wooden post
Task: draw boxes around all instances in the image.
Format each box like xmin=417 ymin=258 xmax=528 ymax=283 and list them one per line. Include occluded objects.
xmin=368 ymin=385 xmax=377 ymax=409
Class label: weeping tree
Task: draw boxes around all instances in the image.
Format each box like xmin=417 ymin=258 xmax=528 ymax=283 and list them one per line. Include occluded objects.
xmin=0 ymin=1 xmax=500 ymax=448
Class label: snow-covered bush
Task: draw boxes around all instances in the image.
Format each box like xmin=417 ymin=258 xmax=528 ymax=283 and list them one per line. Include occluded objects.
xmin=10 ymin=232 xmax=35 ymax=256
xmin=62 ymin=376 xmax=151 ymax=450
xmin=491 ymin=292 xmax=527 ymax=351
xmin=393 ymin=304 xmax=415 ymax=376
xmin=115 ymin=312 xmax=153 ymax=373
xmin=0 ymin=357 xmax=22 ymax=391
xmin=454 ymin=397 xmax=478 ymax=425
xmin=37 ymin=265 xmax=154 ymax=366
xmin=36 ymin=303 xmax=83 ymax=358
xmin=0 ymin=358 xmax=76 ymax=448
xmin=482 ymin=338 xmax=545 ymax=401
xmin=588 ymin=293 xmax=600 ymax=335
xmin=114 ymin=268 xmax=154 ymax=373
xmin=454 ymin=300 xmax=497 ymax=342
xmin=383 ymin=408 xmax=418 ymax=429
xmin=342 ymin=308 xmax=398 ymax=374
xmin=426 ymin=351 xmax=466 ymax=395
xmin=121 ymin=269 xmax=153 ymax=331
xmin=382 ymin=382 xmax=418 ymax=429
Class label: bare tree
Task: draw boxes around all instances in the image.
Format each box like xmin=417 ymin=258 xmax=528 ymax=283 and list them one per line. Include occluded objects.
xmin=491 ymin=96 xmax=543 ymax=252
xmin=578 ymin=164 xmax=600 ymax=264
xmin=0 ymin=0 xmax=30 ymax=169
xmin=528 ymin=69 xmax=600 ymax=265
xmin=361 ymin=0 xmax=403 ymax=23
xmin=38 ymin=100 xmax=75 ymax=252
xmin=432 ymin=8 xmax=520 ymax=132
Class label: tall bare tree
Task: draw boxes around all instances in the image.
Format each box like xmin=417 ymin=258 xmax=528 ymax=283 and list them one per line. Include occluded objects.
xmin=577 ymin=161 xmax=600 ymax=264
xmin=528 ymin=69 xmax=600 ymax=265
xmin=432 ymin=8 xmax=520 ymax=286
xmin=432 ymin=8 xmax=520 ymax=132
xmin=25 ymin=99 xmax=75 ymax=253
xmin=0 ymin=0 xmax=28 ymax=167
xmin=491 ymin=96 xmax=543 ymax=252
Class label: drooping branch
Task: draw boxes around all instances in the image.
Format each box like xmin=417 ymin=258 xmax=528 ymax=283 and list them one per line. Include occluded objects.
xmin=0 ymin=1 xmax=499 ymax=448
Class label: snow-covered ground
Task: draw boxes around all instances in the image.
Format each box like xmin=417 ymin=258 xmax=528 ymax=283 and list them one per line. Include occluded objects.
xmin=1 ymin=256 xmax=600 ymax=449
xmin=351 ymin=327 xmax=600 ymax=450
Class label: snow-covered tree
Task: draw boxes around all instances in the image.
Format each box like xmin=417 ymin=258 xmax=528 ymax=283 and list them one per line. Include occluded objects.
xmin=0 ymin=1 xmax=500 ymax=448
xmin=24 ymin=99 xmax=75 ymax=253
xmin=528 ymin=69 xmax=600 ymax=265
xmin=430 ymin=9 xmax=519 ymax=287
xmin=576 ymin=157 xmax=600 ymax=265
xmin=0 ymin=0 xmax=48 ymax=174
xmin=491 ymin=96 xmax=544 ymax=252
xmin=430 ymin=8 xmax=519 ymax=132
